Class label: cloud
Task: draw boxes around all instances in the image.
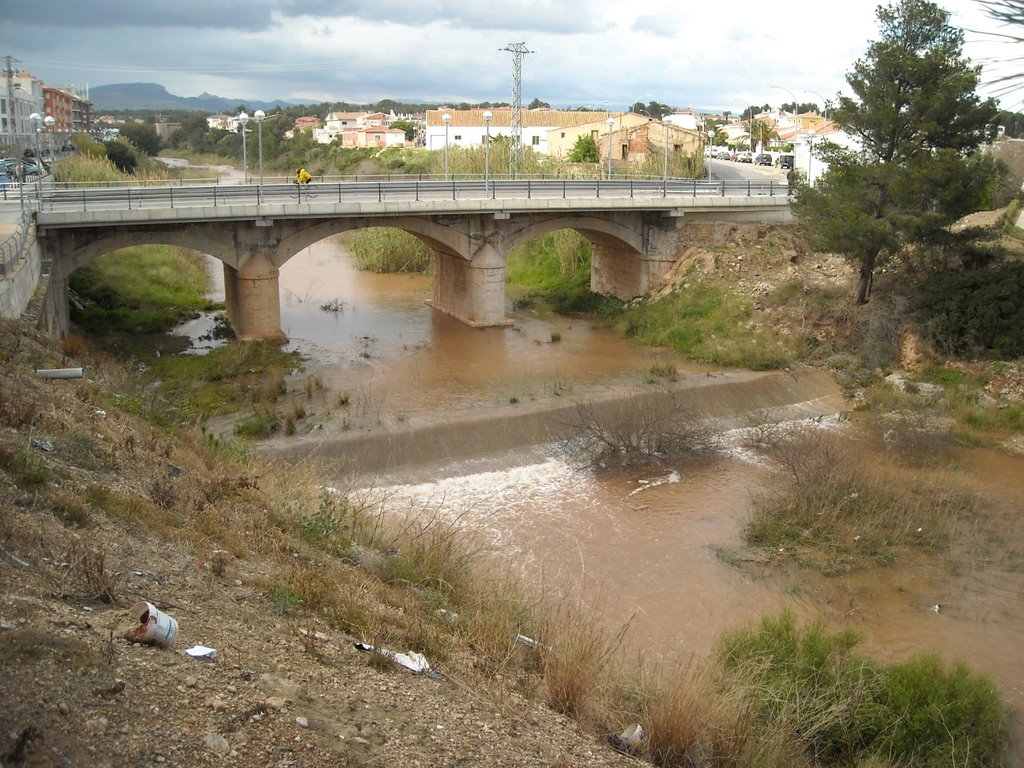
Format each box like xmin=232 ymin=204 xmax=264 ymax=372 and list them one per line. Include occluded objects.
xmin=631 ymin=14 xmax=679 ymax=37
xmin=0 ymin=0 xmax=1012 ymax=112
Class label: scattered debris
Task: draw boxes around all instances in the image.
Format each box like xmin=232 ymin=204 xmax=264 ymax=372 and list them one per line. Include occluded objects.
xmin=354 ymin=642 xmax=442 ymax=678
xmin=31 ymin=438 xmax=54 ymax=452
xmin=34 ymin=367 xmax=84 ymax=379
xmin=515 ymin=634 xmax=548 ymax=650
xmin=608 ymin=723 xmax=647 ymax=754
xmin=128 ymin=601 xmax=178 ymax=647
xmin=627 ymin=470 xmax=681 ymax=497
xmin=184 ymin=645 xmax=217 ymax=659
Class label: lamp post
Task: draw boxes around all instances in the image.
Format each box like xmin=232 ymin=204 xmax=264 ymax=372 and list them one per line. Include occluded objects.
xmin=805 ymin=90 xmax=828 ymax=126
xmin=707 ymin=130 xmax=714 ymax=181
xmin=238 ymin=110 xmax=249 ymax=184
xmin=806 ymin=129 xmax=817 ymax=186
xmin=482 ymin=110 xmax=492 ymax=195
xmin=44 ymin=115 xmax=54 ymax=167
xmin=253 ymin=109 xmax=266 ymax=187
xmin=663 ymin=120 xmax=669 ymax=185
xmin=29 ymin=112 xmax=42 ymax=201
xmin=606 ymin=117 xmax=615 ymax=180
xmin=442 ymin=113 xmax=452 ymax=180
xmin=771 ymin=85 xmax=799 ymax=134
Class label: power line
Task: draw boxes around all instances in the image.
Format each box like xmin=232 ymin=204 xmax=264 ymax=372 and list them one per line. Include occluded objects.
xmin=502 ymin=42 xmax=532 ymax=179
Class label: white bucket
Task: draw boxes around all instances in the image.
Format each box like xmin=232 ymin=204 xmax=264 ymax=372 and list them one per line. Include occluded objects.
xmin=130 ymin=601 xmax=178 ymax=647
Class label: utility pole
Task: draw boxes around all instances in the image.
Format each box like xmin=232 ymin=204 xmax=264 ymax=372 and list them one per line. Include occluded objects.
xmin=4 ymin=55 xmax=20 ymax=148
xmin=501 ymin=42 xmax=531 ymax=179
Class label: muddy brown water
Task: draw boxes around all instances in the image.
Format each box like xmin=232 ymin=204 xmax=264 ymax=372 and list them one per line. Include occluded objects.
xmin=226 ymin=236 xmax=1024 ymax=757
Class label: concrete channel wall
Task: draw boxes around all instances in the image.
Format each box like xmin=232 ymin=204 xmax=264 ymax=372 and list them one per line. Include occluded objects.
xmin=0 ymin=217 xmax=42 ymax=321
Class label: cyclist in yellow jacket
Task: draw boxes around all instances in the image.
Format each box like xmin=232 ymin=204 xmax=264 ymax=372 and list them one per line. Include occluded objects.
xmin=296 ymin=168 xmax=312 ymax=184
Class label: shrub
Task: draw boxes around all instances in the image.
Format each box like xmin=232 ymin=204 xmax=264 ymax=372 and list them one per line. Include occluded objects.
xmin=715 ymin=612 xmax=1008 ymax=767
xmin=915 ymin=262 xmax=1024 ymax=358
xmin=559 ymin=390 xmax=720 ymax=469
xmin=871 ymin=654 xmax=1008 ymax=767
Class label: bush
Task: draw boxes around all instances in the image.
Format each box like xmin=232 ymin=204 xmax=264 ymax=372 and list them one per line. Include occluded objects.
xmin=715 ymin=611 xmax=1009 ymax=767
xmin=915 ymin=261 xmax=1024 ymax=358
xmin=872 ymin=654 xmax=1008 ymax=767
xmin=559 ymin=390 xmax=720 ymax=469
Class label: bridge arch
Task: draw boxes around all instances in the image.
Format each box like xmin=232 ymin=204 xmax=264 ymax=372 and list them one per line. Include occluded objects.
xmin=53 ymin=228 xmax=236 ymax=274
xmin=502 ymin=213 xmax=644 ymax=255
xmin=275 ymin=215 xmax=471 ymax=267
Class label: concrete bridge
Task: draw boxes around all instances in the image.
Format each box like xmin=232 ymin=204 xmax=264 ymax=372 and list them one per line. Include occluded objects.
xmin=31 ymin=178 xmax=791 ymax=342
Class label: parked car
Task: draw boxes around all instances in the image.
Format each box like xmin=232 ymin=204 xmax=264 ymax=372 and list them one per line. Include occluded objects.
xmin=2 ymin=158 xmax=41 ymax=177
xmin=737 ymin=151 xmax=754 ymax=163
xmin=755 ymin=153 xmax=773 ymax=166
xmin=777 ymin=154 xmax=795 ymax=169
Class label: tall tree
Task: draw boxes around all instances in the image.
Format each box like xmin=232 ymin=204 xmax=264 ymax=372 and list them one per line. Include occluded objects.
xmin=791 ymin=0 xmax=999 ymax=304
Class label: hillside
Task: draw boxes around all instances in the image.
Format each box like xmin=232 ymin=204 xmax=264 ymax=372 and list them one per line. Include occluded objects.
xmin=0 ymin=304 xmax=637 ymax=767
xmin=89 ymin=83 xmax=300 ymax=113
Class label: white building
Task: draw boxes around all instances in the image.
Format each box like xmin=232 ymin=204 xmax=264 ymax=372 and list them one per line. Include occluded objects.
xmin=1 ymin=70 xmax=45 ymax=152
xmin=792 ymin=120 xmax=859 ymax=186
xmin=423 ymin=108 xmax=619 ymax=155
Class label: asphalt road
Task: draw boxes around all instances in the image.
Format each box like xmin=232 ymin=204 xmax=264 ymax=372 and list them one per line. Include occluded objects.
xmin=708 ymin=157 xmax=789 ymax=184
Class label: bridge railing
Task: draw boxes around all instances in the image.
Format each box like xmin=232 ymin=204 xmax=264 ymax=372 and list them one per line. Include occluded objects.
xmin=35 ymin=177 xmax=790 ymax=213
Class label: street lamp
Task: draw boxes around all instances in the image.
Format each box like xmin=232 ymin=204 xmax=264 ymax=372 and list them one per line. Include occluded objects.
xmin=772 ymin=85 xmax=799 ymax=133
xmin=29 ymin=112 xmax=42 ymax=200
xmin=806 ymin=129 xmax=817 ymax=186
xmin=253 ymin=109 xmax=266 ymax=187
xmin=706 ymin=130 xmax=714 ymax=181
xmin=606 ymin=117 xmax=615 ymax=180
xmin=482 ymin=110 xmax=492 ymax=195
xmin=663 ymin=119 xmax=669 ymax=186
xmin=44 ymin=115 xmax=55 ymax=166
xmin=442 ymin=113 xmax=452 ymax=181
xmin=805 ymin=90 xmax=829 ymax=126
xmin=238 ymin=110 xmax=249 ymax=184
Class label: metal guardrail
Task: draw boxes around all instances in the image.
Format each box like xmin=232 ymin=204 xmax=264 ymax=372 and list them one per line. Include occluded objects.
xmin=0 ymin=189 xmax=33 ymax=276
xmin=34 ymin=177 xmax=790 ymax=214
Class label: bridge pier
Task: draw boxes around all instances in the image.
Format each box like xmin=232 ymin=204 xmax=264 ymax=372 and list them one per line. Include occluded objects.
xmin=429 ymin=248 xmax=510 ymax=327
xmin=590 ymin=242 xmax=677 ymax=300
xmin=223 ymin=252 xmax=287 ymax=343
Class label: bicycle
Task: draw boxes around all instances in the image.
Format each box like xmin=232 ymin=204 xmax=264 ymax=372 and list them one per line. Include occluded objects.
xmin=289 ymin=180 xmax=317 ymax=201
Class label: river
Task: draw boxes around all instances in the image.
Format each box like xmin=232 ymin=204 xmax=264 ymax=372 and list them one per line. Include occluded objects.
xmin=185 ymin=233 xmax=1023 ymax=757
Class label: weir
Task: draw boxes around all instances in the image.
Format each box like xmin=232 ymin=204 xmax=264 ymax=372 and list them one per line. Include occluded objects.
xmin=258 ymin=367 xmax=847 ymax=475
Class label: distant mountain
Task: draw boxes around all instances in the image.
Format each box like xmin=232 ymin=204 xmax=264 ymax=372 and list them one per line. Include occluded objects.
xmin=89 ymin=83 xmax=303 ymax=113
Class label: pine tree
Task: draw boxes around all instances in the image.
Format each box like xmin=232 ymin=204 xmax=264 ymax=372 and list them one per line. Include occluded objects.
xmin=792 ymin=0 xmax=1000 ymax=304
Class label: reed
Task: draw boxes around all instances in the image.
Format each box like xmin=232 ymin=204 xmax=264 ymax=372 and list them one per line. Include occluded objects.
xmin=350 ymin=227 xmax=431 ymax=273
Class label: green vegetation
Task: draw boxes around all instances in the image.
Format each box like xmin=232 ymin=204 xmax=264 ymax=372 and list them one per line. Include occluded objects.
xmin=67 ymin=242 xmax=300 ymax=425
xmin=568 ymin=135 xmax=600 ymax=163
xmin=69 ymin=245 xmax=215 ymax=346
xmin=618 ymin=284 xmax=804 ymax=369
xmin=915 ymin=260 xmax=1024 ymax=358
xmin=713 ymin=611 xmax=1008 ymax=768
xmin=350 ymin=228 xmax=431 ymax=273
xmin=505 ymin=229 xmax=601 ymax=313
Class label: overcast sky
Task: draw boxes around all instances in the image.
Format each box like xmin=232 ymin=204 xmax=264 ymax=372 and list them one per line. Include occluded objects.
xmin=2 ymin=0 xmax=1021 ymax=113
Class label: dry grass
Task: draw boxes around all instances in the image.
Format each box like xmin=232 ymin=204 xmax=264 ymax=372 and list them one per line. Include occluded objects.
xmin=747 ymin=423 xmax=988 ymax=573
